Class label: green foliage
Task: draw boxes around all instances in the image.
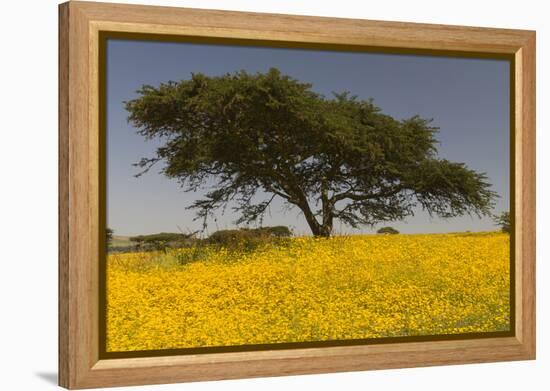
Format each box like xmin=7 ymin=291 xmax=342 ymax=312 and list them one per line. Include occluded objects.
xmin=172 ymin=248 xmax=211 ymax=266
xmin=129 ymin=232 xmax=195 ymax=251
xmin=207 ymin=226 xmax=293 ymax=244
xmin=493 ymin=211 xmax=511 ymax=233
xmin=206 ymin=229 xmax=253 ymax=246
xmin=207 ymin=226 xmax=292 ymax=251
xmin=255 ymin=226 xmax=292 ymax=237
xmin=126 ymin=68 xmax=497 ymax=237
xmin=130 ymin=232 xmax=184 ymax=243
xmin=377 ymin=226 xmax=399 ymax=235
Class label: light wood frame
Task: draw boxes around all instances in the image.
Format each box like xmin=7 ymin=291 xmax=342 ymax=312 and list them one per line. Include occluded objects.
xmin=59 ymin=1 xmax=536 ymax=389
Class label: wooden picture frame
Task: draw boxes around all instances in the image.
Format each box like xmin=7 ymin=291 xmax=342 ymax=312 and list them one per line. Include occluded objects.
xmin=59 ymin=1 xmax=536 ymax=389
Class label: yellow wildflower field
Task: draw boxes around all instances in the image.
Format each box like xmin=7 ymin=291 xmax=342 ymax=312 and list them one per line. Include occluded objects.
xmin=106 ymin=232 xmax=510 ymax=352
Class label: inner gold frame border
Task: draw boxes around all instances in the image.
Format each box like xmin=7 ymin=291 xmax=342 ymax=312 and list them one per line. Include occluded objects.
xmin=59 ymin=1 xmax=536 ymax=389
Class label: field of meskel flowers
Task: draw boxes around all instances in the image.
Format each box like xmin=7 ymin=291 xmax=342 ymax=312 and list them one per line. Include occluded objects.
xmin=106 ymin=232 xmax=510 ymax=352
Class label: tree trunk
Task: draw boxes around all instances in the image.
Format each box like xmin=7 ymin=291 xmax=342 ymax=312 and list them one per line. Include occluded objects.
xmin=317 ymin=223 xmax=332 ymax=237
xmin=291 ymin=178 xmax=334 ymax=237
xmin=318 ymin=179 xmax=333 ymax=237
xmin=296 ymin=202 xmax=323 ymax=237
xmin=297 ymin=201 xmax=333 ymax=237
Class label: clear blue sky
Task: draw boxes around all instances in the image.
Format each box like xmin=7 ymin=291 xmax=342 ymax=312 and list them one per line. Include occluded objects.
xmin=106 ymin=39 xmax=510 ymax=237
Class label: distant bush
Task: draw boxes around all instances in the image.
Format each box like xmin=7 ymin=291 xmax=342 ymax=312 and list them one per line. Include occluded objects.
xmin=125 ymin=227 xmax=292 ymax=254
xmin=376 ymin=227 xmax=399 ymax=235
xmin=130 ymin=232 xmax=197 ymax=252
xmin=207 ymin=226 xmax=292 ymax=250
xmin=255 ymin=226 xmax=292 ymax=238
xmin=206 ymin=230 xmax=250 ymax=246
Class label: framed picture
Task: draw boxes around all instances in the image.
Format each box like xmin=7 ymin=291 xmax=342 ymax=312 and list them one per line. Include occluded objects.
xmin=59 ymin=1 xmax=536 ymax=389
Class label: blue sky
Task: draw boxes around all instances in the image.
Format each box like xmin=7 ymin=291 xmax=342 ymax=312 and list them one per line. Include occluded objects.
xmin=106 ymin=39 xmax=510 ymax=236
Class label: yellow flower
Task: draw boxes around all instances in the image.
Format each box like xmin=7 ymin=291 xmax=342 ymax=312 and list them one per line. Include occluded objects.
xmin=106 ymin=232 xmax=510 ymax=351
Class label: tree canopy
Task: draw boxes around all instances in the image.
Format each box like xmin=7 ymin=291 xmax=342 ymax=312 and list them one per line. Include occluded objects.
xmin=125 ymin=68 xmax=496 ymax=237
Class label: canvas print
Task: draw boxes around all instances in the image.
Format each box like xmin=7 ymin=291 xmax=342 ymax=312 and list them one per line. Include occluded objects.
xmin=105 ymin=39 xmax=511 ymax=354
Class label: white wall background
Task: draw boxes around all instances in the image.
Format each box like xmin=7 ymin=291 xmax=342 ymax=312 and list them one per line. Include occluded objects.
xmin=0 ymin=0 xmax=547 ymax=389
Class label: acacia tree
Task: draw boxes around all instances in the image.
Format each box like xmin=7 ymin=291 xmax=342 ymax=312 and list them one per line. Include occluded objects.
xmin=493 ymin=211 xmax=510 ymax=233
xmin=126 ymin=68 xmax=496 ymax=237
